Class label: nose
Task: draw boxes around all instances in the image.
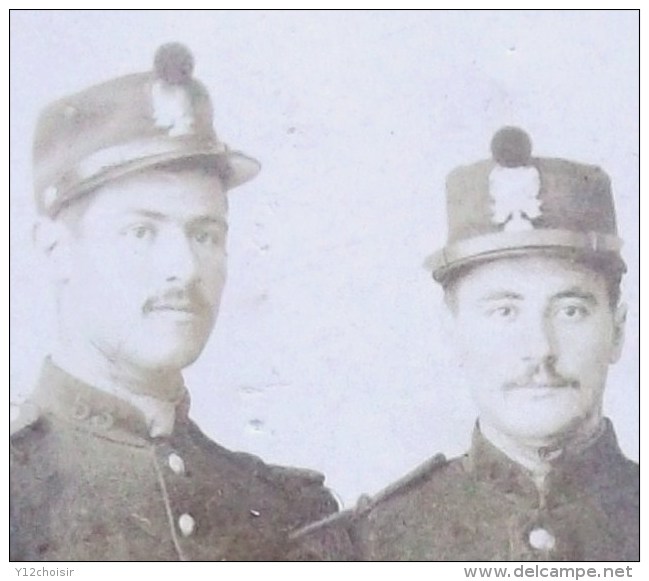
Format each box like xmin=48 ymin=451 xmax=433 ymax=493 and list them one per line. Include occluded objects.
xmin=521 ymin=314 xmax=557 ymax=365
xmin=157 ymin=229 xmax=199 ymax=284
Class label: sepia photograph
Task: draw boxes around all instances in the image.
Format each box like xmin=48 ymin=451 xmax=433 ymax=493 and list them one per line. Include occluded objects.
xmin=9 ymin=9 xmax=639 ymax=563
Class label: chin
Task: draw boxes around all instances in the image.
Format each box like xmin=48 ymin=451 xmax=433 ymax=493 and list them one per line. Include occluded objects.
xmin=135 ymin=320 xmax=214 ymax=370
xmin=507 ymin=423 xmax=573 ymax=443
xmin=134 ymin=342 xmax=206 ymax=372
xmin=499 ymin=411 xmax=581 ymax=443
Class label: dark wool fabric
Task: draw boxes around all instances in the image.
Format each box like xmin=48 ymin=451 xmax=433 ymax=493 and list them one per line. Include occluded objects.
xmin=292 ymin=422 xmax=638 ymax=561
xmin=11 ymin=360 xmax=337 ymax=561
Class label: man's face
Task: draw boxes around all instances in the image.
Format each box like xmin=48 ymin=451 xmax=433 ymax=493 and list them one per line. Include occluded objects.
xmin=449 ymin=255 xmax=625 ymax=445
xmin=57 ymin=168 xmax=228 ymax=374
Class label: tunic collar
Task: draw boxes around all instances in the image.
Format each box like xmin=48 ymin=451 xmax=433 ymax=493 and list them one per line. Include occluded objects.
xmin=30 ymin=357 xmax=191 ymax=443
xmin=464 ymin=419 xmax=626 ymax=508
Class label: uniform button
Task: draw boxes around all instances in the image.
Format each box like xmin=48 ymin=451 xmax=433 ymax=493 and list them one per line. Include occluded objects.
xmin=178 ymin=513 xmax=195 ymax=537
xmin=528 ymin=527 xmax=556 ymax=551
xmin=168 ymin=453 xmax=186 ymax=475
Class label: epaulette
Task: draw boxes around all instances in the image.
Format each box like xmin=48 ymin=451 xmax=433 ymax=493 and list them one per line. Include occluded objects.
xmin=354 ymin=452 xmax=448 ymax=514
xmin=286 ymin=507 xmax=358 ymax=561
xmin=10 ymin=401 xmax=41 ymax=437
xmin=266 ymin=464 xmax=326 ymax=486
xmin=230 ymin=451 xmax=328 ymax=488
xmin=231 ymin=450 xmax=265 ymax=469
xmin=289 ymin=506 xmax=353 ymax=540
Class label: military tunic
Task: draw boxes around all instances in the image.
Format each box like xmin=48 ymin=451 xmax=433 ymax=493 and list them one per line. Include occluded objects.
xmin=11 ymin=360 xmax=338 ymax=561
xmin=292 ymin=421 xmax=638 ymax=561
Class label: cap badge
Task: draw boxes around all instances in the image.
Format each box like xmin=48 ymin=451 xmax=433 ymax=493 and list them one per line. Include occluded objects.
xmin=487 ymin=127 xmax=541 ymax=232
xmin=151 ymin=81 xmax=194 ymax=137
xmin=489 ymin=165 xmax=541 ymax=231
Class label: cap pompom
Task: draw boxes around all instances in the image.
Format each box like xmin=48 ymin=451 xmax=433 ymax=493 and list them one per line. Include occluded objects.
xmin=154 ymin=43 xmax=195 ymax=85
xmin=490 ymin=126 xmax=532 ymax=167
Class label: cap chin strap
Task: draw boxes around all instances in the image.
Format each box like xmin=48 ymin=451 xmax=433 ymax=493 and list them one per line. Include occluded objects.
xmin=427 ymin=228 xmax=623 ymax=280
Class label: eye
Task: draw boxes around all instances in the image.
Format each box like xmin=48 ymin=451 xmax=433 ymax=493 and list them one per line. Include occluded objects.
xmin=123 ymin=223 xmax=156 ymax=241
xmin=556 ymin=304 xmax=590 ymax=321
xmin=193 ymin=230 xmax=209 ymax=244
xmin=191 ymin=227 xmax=224 ymax=247
xmin=487 ymin=305 xmax=518 ymax=320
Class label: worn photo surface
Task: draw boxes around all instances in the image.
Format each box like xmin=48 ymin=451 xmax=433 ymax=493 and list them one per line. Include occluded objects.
xmin=10 ymin=10 xmax=638 ymax=562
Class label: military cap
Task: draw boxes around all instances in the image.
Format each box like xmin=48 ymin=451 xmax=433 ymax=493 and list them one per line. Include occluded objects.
xmin=33 ymin=42 xmax=260 ymax=217
xmin=428 ymin=127 xmax=625 ymax=283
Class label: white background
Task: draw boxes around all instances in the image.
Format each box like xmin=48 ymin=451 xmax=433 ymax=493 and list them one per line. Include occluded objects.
xmin=10 ymin=9 xmax=639 ymax=507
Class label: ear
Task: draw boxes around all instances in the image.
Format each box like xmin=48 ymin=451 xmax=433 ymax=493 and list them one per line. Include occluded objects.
xmin=609 ymin=302 xmax=627 ymax=364
xmin=32 ymin=217 xmax=74 ymax=282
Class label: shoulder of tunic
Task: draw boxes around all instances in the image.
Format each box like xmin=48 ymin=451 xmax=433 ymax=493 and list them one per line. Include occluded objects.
xmin=354 ymin=452 xmax=449 ymax=515
xmin=10 ymin=402 xmax=42 ymax=439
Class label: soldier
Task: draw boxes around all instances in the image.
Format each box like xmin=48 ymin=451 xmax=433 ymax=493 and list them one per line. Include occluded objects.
xmin=292 ymin=127 xmax=638 ymax=561
xmin=10 ymin=43 xmax=338 ymax=561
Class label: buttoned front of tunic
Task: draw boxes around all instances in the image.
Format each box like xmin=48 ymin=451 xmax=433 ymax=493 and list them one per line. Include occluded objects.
xmin=292 ymin=422 xmax=638 ymax=561
xmin=10 ymin=360 xmax=338 ymax=561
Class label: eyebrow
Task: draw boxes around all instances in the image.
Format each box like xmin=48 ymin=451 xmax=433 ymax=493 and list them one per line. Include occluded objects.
xmin=477 ymin=288 xmax=600 ymax=305
xmin=478 ymin=291 xmax=524 ymax=302
xmin=124 ymin=210 xmax=228 ymax=230
xmin=189 ymin=216 xmax=229 ymax=231
xmin=551 ymin=289 xmax=599 ymax=305
xmin=127 ymin=209 xmax=168 ymax=221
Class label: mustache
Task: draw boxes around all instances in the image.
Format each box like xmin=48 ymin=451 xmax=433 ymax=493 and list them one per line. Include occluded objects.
xmin=505 ymin=365 xmax=579 ymax=390
xmin=142 ymin=286 xmax=211 ymax=316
